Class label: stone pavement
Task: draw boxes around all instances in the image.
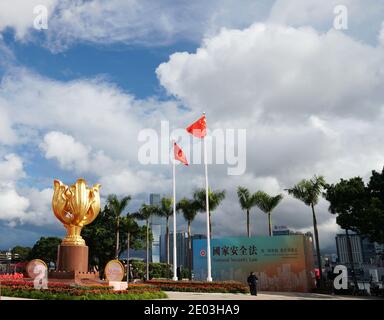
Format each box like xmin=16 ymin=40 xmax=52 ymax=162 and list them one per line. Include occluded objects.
xmin=1 ymin=291 xmax=380 ymax=300
xmin=0 ymin=296 xmax=35 ymax=300
xmin=163 ymin=291 xmax=379 ymax=300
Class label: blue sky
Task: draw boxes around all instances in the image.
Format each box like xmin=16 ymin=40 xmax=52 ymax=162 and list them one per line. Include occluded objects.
xmin=1 ymin=0 xmax=384 ymax=251
xmin=0 ymin=27 xmax=199 ymax=248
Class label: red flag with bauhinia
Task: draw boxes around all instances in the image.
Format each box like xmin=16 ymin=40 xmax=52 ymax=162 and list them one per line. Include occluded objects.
xmin=186 ymin=114 xmax=206 ymax=138
xmin=174 ymin=142 xmax=188 ymax=166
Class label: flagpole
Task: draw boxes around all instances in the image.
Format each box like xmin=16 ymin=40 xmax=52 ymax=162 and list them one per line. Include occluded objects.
xmin=172 ymin=142 xmax=178 ymax=281
xmin=203 ymin=113 xmax=212 ymax=282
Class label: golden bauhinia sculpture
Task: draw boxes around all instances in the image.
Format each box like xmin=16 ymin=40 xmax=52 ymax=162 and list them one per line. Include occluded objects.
xmin=52 ymin=178 xmax=101 ymax=246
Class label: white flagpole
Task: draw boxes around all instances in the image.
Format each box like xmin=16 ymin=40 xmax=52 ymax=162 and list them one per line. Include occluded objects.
xmin=203 ymin=113 xmax=212 ymax=282
xmin=172 ymin=142 xmax=178 ymax=281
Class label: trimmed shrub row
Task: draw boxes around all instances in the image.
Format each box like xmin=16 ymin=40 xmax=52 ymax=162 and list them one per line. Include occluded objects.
xmin=1 ymin=279 xmax=167 ymax=300
xmin=146 ymin=279 xmax=249 ymax=294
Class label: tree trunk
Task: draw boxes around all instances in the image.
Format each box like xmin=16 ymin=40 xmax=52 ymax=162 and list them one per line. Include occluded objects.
xmin=268 ymin=212 xmax=272 ymax=236
xmin=166 ymin=217 xmax=170 ymax=267
xmin=127 ymin=232 xmax=130 ymax=285
xmin=311 ymin=204 xmax=323 ymax=287
xmin=346 ymin=229 xmax=358 ymax=290
xmin=146 ymin=219 xmax=149 ymax=281
xmin=247 ymin=209 xmax=250 ymax=238
xmin=188 ymin=221 xmax=192 ymax=280
xmin=115 ymin=216 xmax=120 ymax=259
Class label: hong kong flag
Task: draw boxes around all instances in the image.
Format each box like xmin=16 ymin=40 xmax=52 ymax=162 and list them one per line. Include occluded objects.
xmin=186 ymin=114 xmax=206 ymax=138
xmin=174 ymin=142 xmax=188 ymax=166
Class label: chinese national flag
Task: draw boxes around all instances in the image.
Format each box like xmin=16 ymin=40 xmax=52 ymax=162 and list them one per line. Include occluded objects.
xmin=186 ymin=114 xmax=206 ymax=138
xmin=174 ymin=142 xmax=188 ymax=166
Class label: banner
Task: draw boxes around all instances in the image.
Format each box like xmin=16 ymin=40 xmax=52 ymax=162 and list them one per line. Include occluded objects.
xmin=193 ymin=235 xmax=316 ymax=292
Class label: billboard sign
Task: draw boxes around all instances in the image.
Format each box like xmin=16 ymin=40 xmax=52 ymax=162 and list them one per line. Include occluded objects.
xmin=193 ymin=235 xmax=315 ymax=292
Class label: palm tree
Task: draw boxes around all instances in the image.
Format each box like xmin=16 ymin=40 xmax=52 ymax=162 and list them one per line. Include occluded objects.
xmin=106 ymin=194 xmax=131 ymax=259
xmin=132 ymin=204 xmax=157 ymax=281
xmin=193 ymin=188 xmax=225 ymax=238
xmin=237 ymin=187 xmax=259 ymax=237
xmin=154 ymin=197 xmax=173 ymax=266
xmin=122 ymin=213 xmax=139 ymax=283
xmin=177 ymin=198 xmax=199 ymax=280
xmin=253 ymin=191 xmax=283 ymax=236
xmin=286 ymin=175 xmax=326 ymax=287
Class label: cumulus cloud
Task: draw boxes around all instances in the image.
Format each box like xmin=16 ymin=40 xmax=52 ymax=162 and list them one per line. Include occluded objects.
xmin=1 ymin=2 xmax=383 ymax=250
xmin=41 ymin=131 xmax=91 ymax=172
xmin=156 ymin=23 xmax=384 ymax=248
xmin=0 ymin=0 xmax=382 ymax=51
xmin=157 ymin=24 xmax=384 ymax=121
xmin=0 ymin=153 xmax=25 ymax=182
xmin=40 ymin=130 xmax=167 ymax=195
xmin=379 ymin=22 xmax=384 ymax=46
xmin=0 ymin=153 xmax=54 ymax=227
xmin=0 ymin=0 xmax=58 ymax=39
xmin=0 ymin=153 xmax=29 ymax=226
xmin=0 ymin=0 xmax=270 ymax=52
xmin=269 ymin=0 xmax=384 ymax=44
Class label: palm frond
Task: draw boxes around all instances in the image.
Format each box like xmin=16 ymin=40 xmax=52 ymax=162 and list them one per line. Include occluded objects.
xmin=254 ymin=191 xmax=283 ymax=214
xmin=287 ymin=175 xmax=326 ymax=206
xmin=177 ymin=198 xmax=198 ymax=222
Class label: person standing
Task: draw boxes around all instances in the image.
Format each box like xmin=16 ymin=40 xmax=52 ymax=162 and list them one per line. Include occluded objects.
xmin=177 ymin=266 xmax=181 ymax=280
xmin=247 ymin=271 xmax=258 ymax=296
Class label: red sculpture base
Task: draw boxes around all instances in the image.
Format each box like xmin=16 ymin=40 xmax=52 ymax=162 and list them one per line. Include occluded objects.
xmin=57 ymin=244 xmax=89 ymax=272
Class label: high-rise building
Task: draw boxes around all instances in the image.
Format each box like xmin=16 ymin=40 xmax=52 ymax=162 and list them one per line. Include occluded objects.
xmin=272 ymin=226 xmax=313 ymax=239
xmin=335 ymin=233 xmax=376 ymax=266
xmin=160 ymin=232 xmax=190 ymax=268
xmin=149 ymin=193 xmax=162 ymax=263
xmin=149 ymin=193 xmax=161 ymax=206
xmin=272 ymin=226 xmax=291 ymax=236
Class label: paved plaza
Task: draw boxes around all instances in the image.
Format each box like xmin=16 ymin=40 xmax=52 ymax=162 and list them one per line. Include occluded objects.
xmin=1 ymin=291 xmax=381 ymax=300
xmin=163 ymin=291 xmax=380 ymax=300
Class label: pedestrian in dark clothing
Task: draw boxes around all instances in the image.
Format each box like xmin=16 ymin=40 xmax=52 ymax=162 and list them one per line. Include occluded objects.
xmin=177 ymin=267 xmax=181 ymax=280
xmin=247 ymin=272 xmax=258 ymax=296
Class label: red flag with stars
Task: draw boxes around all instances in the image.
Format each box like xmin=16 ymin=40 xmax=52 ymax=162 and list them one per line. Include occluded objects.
xmin=186 ymin=114 xmax=206 ymax=138
xmin=174 ymin=142 xmax=188 ymax=166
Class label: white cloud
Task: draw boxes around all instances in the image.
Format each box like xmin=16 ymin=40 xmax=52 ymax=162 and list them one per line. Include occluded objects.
xmin=0 ymin=105 xmax=18 ymax=145
xmin=0 ymin=153 xmax=56 ymax=227
xmin=0 ymin=0 xmax=58 ymax=39
xmin=379 ymin=22 xmax=384 ymax=46
xmin=41 ymin=131 xmax=90 ymax=172
xmin=0 ymin=154 xmax=30 ymax=225
xmin=0 ymin=153 xmax=25 ymax=182
xmin=40 ymin=130 xmax=167 ymax=196
xmin=269 ymin=0 xmax=384 ymax=44
xmin=0 ymin=0 xmax=382 ymax=52
xmin=0 ymin=0 xmax=270 ymax=52
xmin=1 ymin=7 xmax=384 ymax=249
xmin=0 ymin=188 xmax=29 ymax=224
xmin=156 ymin=22 xmax=384 ymax=248
xmin=45 ymin=0 xmax=270 ymax=51
xmin=20 ymin=187 xmax=57 ymax=226
xmin=157 ymin=24 xmax=384 ymax=121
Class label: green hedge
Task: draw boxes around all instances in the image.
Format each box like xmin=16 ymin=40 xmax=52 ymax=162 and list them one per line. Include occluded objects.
xmin=147 ymin=280 xmax=249 ymax=294
xmin=131 ymin=260 xmax=172 ymax=279
xmin=1 ymin=288 xmax=167 ymax=300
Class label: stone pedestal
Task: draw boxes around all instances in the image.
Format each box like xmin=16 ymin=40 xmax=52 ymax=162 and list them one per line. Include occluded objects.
xmin=57 ymin=245 xmax=89 ymax=272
